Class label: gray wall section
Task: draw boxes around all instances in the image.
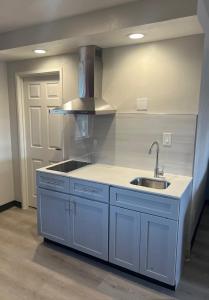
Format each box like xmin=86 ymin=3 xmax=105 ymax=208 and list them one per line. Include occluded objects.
xmin=0 ymin=62 xmax=14 ymax=204
xmin=64 ymin=114 xmax=197 ymax=176
xmin=203 ymin=5 xmax=209 ymax=203
xmin=191 ymin=0 xmax=209 ymax=235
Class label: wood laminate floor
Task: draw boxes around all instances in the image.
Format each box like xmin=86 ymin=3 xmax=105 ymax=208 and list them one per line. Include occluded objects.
xmin=0 ymin=205 xmax=209 ymax=300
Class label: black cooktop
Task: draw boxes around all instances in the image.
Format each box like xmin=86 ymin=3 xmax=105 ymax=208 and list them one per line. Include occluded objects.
xmin=47 ymin=160 xmax=91 ymax=173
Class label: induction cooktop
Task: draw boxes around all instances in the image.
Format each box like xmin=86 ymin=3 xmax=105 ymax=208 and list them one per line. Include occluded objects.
xmin=47 ymin=160 xmax=91 ymax=173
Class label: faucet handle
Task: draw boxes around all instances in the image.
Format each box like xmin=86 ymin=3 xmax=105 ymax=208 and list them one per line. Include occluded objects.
xmin=158 ymin=166 xmax=164 ymax=177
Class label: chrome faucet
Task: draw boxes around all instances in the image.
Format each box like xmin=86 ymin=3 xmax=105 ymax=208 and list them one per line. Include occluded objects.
xmin=148 ymin=141 xmax=164 ymax=178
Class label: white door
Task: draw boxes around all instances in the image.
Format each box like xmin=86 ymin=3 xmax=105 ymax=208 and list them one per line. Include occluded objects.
xmin=24 ymin=75 xmax=64 ymax=208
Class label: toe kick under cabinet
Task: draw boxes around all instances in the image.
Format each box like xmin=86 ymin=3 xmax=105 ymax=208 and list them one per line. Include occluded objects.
xmin=37 ymin=172 xmax=187 ymax=288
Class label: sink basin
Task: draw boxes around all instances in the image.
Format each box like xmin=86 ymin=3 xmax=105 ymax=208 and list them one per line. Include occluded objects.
xmin=130 ymin=177 xmax=170 ymax=190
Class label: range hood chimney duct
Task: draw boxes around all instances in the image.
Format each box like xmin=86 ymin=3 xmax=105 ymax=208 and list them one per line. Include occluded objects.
xmin=51 ymin=45 xmax=116 ymax=115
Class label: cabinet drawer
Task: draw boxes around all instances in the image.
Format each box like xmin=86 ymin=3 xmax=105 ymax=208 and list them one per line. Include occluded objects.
xmin=37 ymin=172 xmax=70 ymax=193
xmin=110 ymin=188 xmax=179 ymax=220
xmin=70 ymin=178 xmax=109 ymax=203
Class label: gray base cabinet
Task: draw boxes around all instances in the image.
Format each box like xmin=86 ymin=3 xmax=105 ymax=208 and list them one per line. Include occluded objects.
xmin=71 ymin=196 xmax=108 ymax=260
xmin=37 ymin=171 xmax=190 ymax=288
xmin=109 ymin=206 xmax=140 ymax=272
xmin=37 ymin=184 xmax=109 ymax=261
xmin=37 ymin=188 xmax=71 ymax=245
xmin=109 ymin=187 xmax=179 ymax=285
xmin=140 ymin=213 xmax=178 ymax=285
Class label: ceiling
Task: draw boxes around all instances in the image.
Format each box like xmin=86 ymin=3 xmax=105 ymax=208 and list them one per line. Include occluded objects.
xmin=0 ymin=0 xmax=135 ymax=33
xmin=0 ymin=16 xmax=203 ymax=61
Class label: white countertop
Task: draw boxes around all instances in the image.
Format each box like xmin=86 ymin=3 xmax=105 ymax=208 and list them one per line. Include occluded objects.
xmin=38 ymin=161 xmax=192 ymax=199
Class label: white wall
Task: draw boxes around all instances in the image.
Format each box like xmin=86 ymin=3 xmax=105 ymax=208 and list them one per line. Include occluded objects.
xmin=7 ymin=35 xmax=203 ymax=202
xmin=0 ymin=62 xmax=14 ymax=205
xmin=103 ymin=35 xmax=203 ymax=114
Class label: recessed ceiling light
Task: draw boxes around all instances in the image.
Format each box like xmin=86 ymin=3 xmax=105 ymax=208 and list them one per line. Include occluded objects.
xmin=128 ymin=33 xmax=144 ymax=40
xmin=34 ymin=49 xmax=47 ymax=54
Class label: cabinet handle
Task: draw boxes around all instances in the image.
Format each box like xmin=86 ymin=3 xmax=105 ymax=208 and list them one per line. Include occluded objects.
xmin=69 ymin=201 xmax=76 ymax=215
xmin=78 ymin=186 xmax=99 ymax=194
xmin=73 ymin=202 xmax=76 ymax=216
xmin=65 ymin=202 xmax=71 ymax=214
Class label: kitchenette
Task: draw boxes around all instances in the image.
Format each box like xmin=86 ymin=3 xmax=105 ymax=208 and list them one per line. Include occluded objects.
xmin=36 ymin=157 xmax=192 ymax=288
xmin=1 ymin=0 xmax=209 ymax=299
xmin=31 ymin=34 xmax=200 ymax=291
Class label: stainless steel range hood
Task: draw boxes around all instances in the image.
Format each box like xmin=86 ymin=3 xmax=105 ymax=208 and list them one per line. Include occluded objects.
xmin=51 ymin=45 xmax=116 ymax=115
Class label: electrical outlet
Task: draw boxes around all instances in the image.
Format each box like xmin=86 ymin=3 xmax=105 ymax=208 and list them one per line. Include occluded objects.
xmin=163 ymin=132 xmax=172 ymax=147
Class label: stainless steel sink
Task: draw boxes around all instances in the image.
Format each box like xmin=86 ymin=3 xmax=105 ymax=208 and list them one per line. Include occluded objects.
xmin=130 ymin=177 xmax=170 ymax=190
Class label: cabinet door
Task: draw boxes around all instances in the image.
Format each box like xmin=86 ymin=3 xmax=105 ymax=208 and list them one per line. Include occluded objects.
xmin=140 ymin=213 xmax=178 ymax=285
xmin=109 ymin=206 xmax=140 ymax=272
xmin=37 ymin=188 xmax=71 ymax=245
xmin=71 ymin=196 xmax=108 ymax=261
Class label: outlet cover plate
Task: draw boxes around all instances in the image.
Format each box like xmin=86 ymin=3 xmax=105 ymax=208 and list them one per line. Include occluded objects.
xmin=163 ymin=132 xmax=172 ymax=147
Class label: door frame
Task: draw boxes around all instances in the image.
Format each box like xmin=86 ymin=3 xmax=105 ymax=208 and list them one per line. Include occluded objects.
xmin=15 ymin=68 xmax=63 ymax=209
